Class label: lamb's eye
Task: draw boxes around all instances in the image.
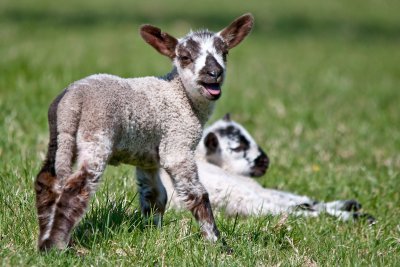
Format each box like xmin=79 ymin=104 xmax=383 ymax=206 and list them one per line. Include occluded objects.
xmin=231 ymin=135 xmax=250 ymax=152
xmin=179 ymin=55 xmax=192 ymax=62
xmin=231 ymin=144 xmax=245 ymax=152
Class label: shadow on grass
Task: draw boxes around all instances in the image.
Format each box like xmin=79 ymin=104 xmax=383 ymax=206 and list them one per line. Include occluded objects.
xmin=1 ymin=7 xmax=400 ymax=42
xmin=73 ymin=192 xmax=142 ymax=248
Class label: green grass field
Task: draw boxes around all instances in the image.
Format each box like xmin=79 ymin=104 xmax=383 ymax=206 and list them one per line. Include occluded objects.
xmin=1 ymin=0 xmax=399 ymax=265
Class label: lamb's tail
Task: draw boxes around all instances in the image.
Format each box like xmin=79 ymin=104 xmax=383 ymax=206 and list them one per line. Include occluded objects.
xmin=39 ymin=92 xmax=64 ymax=177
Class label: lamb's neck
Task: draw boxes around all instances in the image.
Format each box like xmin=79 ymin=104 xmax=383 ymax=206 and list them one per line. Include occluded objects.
xmin=164 ymin=68 xmax=215 ymax=126
xmin=188 ymin=94 xmax=215 ymax=127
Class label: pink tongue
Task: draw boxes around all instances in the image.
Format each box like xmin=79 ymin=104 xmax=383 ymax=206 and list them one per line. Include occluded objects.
xmin=205 ymin=84 xmax=221 ymax=96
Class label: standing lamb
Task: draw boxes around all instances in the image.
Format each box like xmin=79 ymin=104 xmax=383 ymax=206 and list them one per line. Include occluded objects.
xmin=34 ymin=14 xmax=254 ymax=251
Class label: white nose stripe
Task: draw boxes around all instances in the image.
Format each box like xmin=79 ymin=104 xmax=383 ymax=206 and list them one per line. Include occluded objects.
xmin=192 ymin=39 xmax=225 ymax=74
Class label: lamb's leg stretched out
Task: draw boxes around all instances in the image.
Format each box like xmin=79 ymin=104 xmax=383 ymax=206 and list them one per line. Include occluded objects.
xmin=212 ymin=177 xmax=370 ymax=221
xmin=261 ymin=190 xmax=370 ymax=222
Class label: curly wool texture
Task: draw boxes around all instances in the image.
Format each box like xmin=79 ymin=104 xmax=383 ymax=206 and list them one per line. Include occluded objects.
xmin=35 ymin=14 xmax=256 ymax=250
xmin=55 ymin=71 xmax=210 ymax=176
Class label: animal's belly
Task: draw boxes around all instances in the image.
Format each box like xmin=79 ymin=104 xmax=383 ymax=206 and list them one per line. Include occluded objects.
xmin=108 ymin=148 xmax=159 ymax=169
xmin=109 ymin=125 xmax=161 ymax=168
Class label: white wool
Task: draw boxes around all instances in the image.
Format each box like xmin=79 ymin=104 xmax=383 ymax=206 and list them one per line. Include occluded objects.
xmin=161 ymin=118 xmax=366 ymax=221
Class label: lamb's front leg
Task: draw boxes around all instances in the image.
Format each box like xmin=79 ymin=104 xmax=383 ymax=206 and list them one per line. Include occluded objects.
xmin=162 ymin=156 xmax=219 ymax=242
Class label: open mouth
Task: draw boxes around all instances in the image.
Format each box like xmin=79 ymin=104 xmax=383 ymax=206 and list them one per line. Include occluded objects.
xmin=200 ymin=82 xmax=222 ymax=100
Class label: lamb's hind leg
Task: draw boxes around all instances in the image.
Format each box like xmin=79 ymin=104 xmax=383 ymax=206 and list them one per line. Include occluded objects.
xmin=37 ymin=131 xmax=76 ymax=249
xmin=322 ymin=200 xmax=375 ymax=223
xmin=39 ymin=139 xmax=110 ymax=251
xmin=35 ymin=92 xmax=67 ymax=247
xmin=39 ymin=165 xmax=95 ymax=250
xmin=35 ymin=167 xmax=61 ymax=248
xmin=292 ymin=199 xmax=361 ymax=220
xmin=324 ymin=199 xmax=362 ymax=213
xmin=137 ymin=167 xmax=167 ymax=227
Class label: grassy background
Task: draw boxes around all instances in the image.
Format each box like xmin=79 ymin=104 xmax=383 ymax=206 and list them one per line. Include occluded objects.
xmin=1 ymin=0 xmax=399 ymax=265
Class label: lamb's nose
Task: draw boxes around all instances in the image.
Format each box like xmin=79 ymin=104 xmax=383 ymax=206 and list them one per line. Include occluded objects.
xmin=207 ymin=70 xmax=222 ymax=79
xmin=255 ymin=149 xmax=269 ymax=170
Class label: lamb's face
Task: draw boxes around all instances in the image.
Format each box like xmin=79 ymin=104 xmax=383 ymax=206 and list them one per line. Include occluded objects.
xmin=174 ymin=32 xmax=227 ymax=101
xmin=140 ymin=14 xmax=254 ymax=101
xmin=202 ymin=114 xmax=269 ymax=177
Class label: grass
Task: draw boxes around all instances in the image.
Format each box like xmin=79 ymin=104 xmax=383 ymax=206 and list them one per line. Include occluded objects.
xmin=1 ymin=0 xmax=399 ymax=265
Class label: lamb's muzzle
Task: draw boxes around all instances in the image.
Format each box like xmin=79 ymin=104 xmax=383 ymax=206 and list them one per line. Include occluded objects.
xmin=34 ymin=14 xmax=254 ymax=251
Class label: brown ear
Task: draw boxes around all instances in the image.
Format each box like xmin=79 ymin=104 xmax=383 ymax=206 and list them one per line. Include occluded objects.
xmin=218 ymin=13 xmax=254 ymax=50
xmin=140 ymin=25 xmax=178 ymax=59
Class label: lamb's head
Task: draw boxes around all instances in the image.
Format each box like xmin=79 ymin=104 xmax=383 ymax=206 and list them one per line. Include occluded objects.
xmin=140 ymin=14 xmax=254 ymax=101
xmin=200 ymin=113 xmax=269 ymax=177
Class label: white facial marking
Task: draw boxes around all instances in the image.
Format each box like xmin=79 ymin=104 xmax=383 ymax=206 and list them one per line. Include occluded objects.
xmin=191 ymin=35 xmax=225 ymax=75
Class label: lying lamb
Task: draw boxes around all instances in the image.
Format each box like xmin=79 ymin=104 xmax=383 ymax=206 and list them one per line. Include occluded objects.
xmin=161 ymin=114 xmax=375 ymax=223
xmin=34 ymin=14 xmax=254 ymax=251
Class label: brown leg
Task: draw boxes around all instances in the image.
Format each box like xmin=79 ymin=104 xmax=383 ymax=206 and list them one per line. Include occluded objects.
xmin=35 ymin=170 xmax=61 ymax=247
xmin=38 ymin=164 xmax=101 ymax=251
xmin=186 ymin=191 xmax=220 ymax=241
xmin=35 ymin=89 xmax=69 ymax=248
xmin=164 ymin=161 xmax=220 ymax=242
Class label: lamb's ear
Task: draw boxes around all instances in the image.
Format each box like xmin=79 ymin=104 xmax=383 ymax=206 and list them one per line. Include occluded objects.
xmin=222 ymin=113 xmax=231 ymax=122
xmin=140 ymin=25 xmax=178 ymax=59
xmin=204 ymin=132 xmax=219 ymax=154
xmin=218 ymin=13 xmax=254 ymax=50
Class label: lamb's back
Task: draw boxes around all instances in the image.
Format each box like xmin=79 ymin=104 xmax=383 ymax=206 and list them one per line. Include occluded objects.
xmin=59 ymin=74 xmax=179 ymax=131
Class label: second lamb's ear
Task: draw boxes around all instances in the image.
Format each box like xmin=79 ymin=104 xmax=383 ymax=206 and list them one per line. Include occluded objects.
xmin=218 ymin=13 xmax=254 ymax=50
xmin=140 ymin=25 xmax=178 ymax=59
xmin=204 ymin=132 xmax=219 ymax=154
xmin=222 ymin=113 xmax=231 ymax=122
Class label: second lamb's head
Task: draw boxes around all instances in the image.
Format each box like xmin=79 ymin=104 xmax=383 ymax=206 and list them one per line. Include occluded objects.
xmin=140 ymin=14 xmax=254 ymax=101
xmin=201 ymin=113 xmax=269 ymax=177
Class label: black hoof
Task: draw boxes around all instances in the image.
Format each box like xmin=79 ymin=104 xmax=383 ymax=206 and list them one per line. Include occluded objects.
xmin=38 ymin=238 xmax=68 ymax=252
xmin=38 ymin=239 xmax=56 ymax=252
